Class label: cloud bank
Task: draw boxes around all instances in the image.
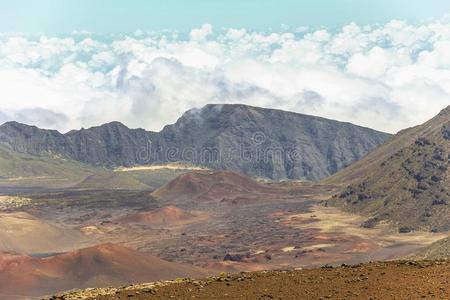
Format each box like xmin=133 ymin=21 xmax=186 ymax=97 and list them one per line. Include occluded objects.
xmin=1 ymin=20 xmax=450 ymax=133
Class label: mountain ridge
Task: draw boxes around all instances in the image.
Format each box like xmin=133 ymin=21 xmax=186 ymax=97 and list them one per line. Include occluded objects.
xmin=0 ymin=104 xmax=391 ymax=180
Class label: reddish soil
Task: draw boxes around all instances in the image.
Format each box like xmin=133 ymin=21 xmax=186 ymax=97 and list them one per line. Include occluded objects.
xmin=83 ymin=260 xmax=450 ymax=300
xmin=3 ymin=171 xmax=446 ymax=299
xmin=117 ymin=205 xmax=206 ymax=226
xmin=0 ymin=244 xmax=207 ymax=299
xmin=151 ymin=171 xmax=272 ymax=203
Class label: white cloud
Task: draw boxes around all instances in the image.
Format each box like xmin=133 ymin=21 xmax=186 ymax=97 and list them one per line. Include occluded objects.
xmin=311 ymin=29 xmax=331 ymax=42
xmin=346 ymin=46 xmax=411 ymax=78
xmin=225 ymin=28 xmax=247 ymax=40
xmin=189 ymin=24 xmax=213 ymax=41
xmin=0 ymin=21 xmax=450 ymax=133
xmin=418 ymin=41 xmax=450 ymax=68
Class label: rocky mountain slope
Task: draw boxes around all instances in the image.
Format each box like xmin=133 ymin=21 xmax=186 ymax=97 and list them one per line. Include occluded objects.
xmin=414 ymin=237 xmax=450 ymax=260
xmin=0 ymin=104 xmax=391 ymax=181
xmin=155 ymin=104 xmax=391 ymax=180
xmin=0 ymin=143 xmax=97 ymax=187
xmin=0 ymin=121 xmax=155 ymax=167
xmin=327 ymin=105 xmax=450 ymax=232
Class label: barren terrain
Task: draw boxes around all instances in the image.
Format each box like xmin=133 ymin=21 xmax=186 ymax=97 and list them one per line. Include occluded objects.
xmin=0 ymin=170 xmax=448 ymax=298
xmin=56 ymin=260 xmax=450 ymax=300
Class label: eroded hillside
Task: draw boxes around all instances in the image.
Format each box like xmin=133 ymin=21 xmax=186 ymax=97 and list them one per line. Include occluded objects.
xmin=327 ymin=106 xmax=450 ymax=232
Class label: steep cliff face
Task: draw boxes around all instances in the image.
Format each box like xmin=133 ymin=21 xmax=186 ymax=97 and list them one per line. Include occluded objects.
xmin=0 ymin=104 xmax=391 ymax=180
xmin=0 ymin=121 xmax=155 ymax=168
xmin=0 ymin=121 xmax=68 ymax=156
xmin=64 ymin=122 xmax=155 ymax=167
xmin=328 ymin=106 xmax=450 ymax=232
xmin=156 ymin=104 xmax=391 ymax=180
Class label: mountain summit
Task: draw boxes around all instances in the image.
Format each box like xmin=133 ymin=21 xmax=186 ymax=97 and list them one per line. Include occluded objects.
xmin=157 ymin=104 xmax=391 ymax=180
xmin=0 ymin=104 xmax=390 ymax=181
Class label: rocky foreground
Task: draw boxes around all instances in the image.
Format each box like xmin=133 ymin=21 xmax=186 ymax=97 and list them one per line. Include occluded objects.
xmin=52 ymin=260 xmax=450 ymax=300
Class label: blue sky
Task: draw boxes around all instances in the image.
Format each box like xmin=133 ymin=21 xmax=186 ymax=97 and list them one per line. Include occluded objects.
xmin=1 ymin=0 xmax=450 ymax=33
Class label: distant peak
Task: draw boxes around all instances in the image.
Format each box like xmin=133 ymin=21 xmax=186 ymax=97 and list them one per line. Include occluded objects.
xmin=0 ymin=121 xmax=38 ymax=131
xmin=1 ymin=121 xmax=28 ymax=127
xmin=99 ymin=121 xmax=129 ymax=128
xmin=202 ymin=103 xmax=255 ymax=111
xmin=77 ymin=121 xmax=132 ymax=132
xmin=176 ymin=104 xmax=255 ymax=127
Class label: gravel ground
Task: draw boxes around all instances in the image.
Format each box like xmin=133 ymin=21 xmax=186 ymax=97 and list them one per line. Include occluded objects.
xmin=55 ymin=260 xmax=450 ymax=300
